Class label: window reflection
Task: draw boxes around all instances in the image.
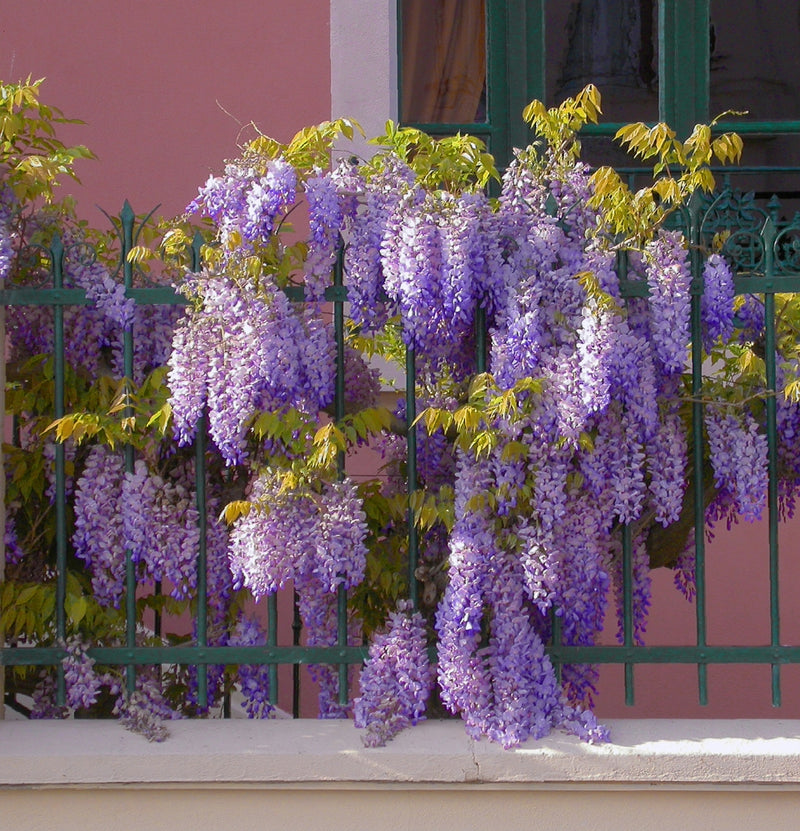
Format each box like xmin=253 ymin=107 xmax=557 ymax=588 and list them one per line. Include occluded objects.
xmin=552 ymin=0 xmax=657 ymax=122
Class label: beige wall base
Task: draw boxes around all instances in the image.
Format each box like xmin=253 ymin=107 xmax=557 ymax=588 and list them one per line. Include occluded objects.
xmin=4 ymin=719 xmax=800 ymax=830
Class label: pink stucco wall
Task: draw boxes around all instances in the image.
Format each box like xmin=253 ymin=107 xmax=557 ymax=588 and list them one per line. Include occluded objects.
xmin=595 ymin=514 xmax=800 ymax=719
xmin=0 ymin=0 xmax=332 ymax=219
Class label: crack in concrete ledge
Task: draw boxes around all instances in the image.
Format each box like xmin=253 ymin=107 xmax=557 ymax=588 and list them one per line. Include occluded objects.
xmin=467 ymin=736 xmax=481 ymax=783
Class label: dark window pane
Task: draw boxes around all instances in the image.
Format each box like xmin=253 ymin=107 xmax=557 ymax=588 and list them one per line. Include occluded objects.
xmin=710 ymin=0 xmax=800 ymax=122
xmin=548 ymin=0 xmax=659 ymax=124
xmin=709 ymin=1 xmax=800 ymax=190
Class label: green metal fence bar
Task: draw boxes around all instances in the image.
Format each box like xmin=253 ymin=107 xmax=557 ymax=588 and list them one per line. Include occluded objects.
xmin=187 ymin=232 xmax=209 ymax=709
xmin=120 ymin=203 xmax=138 ymax=696
xmin=7 ymin=195 xmax=800 ymax=718
xmin=9 ymin=641 xmax=800 ymax=668
xmin=762 ymin=217 xmax=782 ymax=706
xmin=688 ymin=198 xmax=709 ymax=706
xmin=583 ymin=121 xmax=800 ymax=138
xmin=614 ymin=250 xmax=636 ymax=705
xmin=51 ymin=235 xmax=67 ymax=706
xmin=621 ymin=524 xmax=635 ymax=705
xmin=1 ymin=645 xmax=370 ymax=666
xmin=334 ymin=238 xmax=349 ymax=706
xmin=194 ymin=412 xmax=209 ymax=710
xmin=406 ymin=346 xmax=418 ymax=609
xmin=267 ymin=594 xmax=279 ymax=706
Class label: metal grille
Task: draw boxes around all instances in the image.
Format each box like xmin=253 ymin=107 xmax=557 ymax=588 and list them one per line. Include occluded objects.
xmin=2 ymin=184 xmax=800 ymax=717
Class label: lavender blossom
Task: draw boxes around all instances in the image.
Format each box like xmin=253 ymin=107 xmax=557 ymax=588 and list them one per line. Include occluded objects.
xmin=114 ymin=673 xmax=177 ymax=742
xmin=304 ymin=169 xmax=345 ymax=300
xmin=73 ymin=445 xmax=126 ymax=605
xmin=230 ymin=616 xmax=273 ymax=719
xmin=643 ymin=231 xmax=692 ymax=375
xmin=705 ymin=407 xmax=768 ymax=522
xmin=354 ymin=602 xmax=433 ymax=747
xmin=62 ymin=638 xmax=102 ymax=711
xmin=701 ymin=253 xmax=735 ymax=349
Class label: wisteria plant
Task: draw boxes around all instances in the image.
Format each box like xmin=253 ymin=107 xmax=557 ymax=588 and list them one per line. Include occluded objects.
xmin=6 ymin=80 xmax=800 ymax=749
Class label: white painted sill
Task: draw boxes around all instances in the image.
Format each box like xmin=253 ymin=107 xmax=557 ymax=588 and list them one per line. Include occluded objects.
xmin=3 ymin=719 xmax=800 ymax=790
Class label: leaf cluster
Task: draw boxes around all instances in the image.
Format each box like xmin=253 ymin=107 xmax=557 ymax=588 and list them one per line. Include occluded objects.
xmin=245 ymin=117 xmax=362 ymax=173
xmin=417 ymin=373 xmax=545 ymax=459
xmin=46 ymin=367 xmax=172 ymax=456
xmin=590 ymin=118 xmax=743 ymax=245
xmin=0 ymin=77 xmax=95 ymax=204
xmin=369 ymin=121 xmax=499 ymax=193
xmin=522 ymin=83 xmax=602 ymax=162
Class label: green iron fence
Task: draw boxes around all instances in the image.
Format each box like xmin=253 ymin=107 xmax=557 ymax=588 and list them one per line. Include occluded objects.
xmin=2 ymin=183 xmax=800 ymax=718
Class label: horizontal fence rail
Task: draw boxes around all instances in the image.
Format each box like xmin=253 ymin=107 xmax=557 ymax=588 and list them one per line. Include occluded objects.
xmin=2 ymin=182 xmax=800 ymax=718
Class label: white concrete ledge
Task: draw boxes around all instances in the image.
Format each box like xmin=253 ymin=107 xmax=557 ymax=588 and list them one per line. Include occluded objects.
xmin=3 ymin=719 xmax=800 ymax=789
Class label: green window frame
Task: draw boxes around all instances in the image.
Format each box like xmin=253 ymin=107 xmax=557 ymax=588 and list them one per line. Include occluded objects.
xmin=398 ymin=0 xmax=800 ymax=170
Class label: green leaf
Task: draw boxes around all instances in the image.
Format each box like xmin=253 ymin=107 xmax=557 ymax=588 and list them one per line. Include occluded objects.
xmin=66 ymin=594 xmax=88 ymax=626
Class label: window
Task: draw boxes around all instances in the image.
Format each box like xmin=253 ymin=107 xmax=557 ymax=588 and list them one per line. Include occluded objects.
xmin=399 ymin=0 xmax=800 ymax=188
xmin=398 ymin=0 xmax=543 ymax=169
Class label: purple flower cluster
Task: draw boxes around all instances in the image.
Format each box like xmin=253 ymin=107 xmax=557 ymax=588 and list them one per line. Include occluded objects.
xmin=342 ymin=345 xmax=381 ymax=412
xmin=642 ymin=231 xmax=692 ymax=375
xmin=646 ymin=403 xmax=688 ymax=526
xmin=705 ymin=408 xmax=768 ymax=522
xmin=84 ymin=267 xmax=136 ymax=330
xmin=304 ymin=168 xmax=347 ymax=300
xmin=228 ymin=472 xmax=367 ymax=600
xmin=187 ymin=157 xmax=296 ymax=247
xmin=114 ymin=672 xmax=177 ymax=742
xmin=7 ymin=234 xmax=179 ymax=387
xmin=0 ymin=186 xmax=16 ymax=282
xmin=62 ymin=638 xmax=103 ymax=710
xmin=4 ymin=514 xmax=24 ymax=565
xmin=72 ymin=445 xmax=126 ymax=605
xmin=435 ymin=451 xmax=607 ymax=748
xmin=122 ymin=460 xmax=201 ymax=599
xmin=339 ymin=158 xmax=504 ymax=375
xmin=777 ymin=366 xmax=800 ymax=509
xmin=229 ymin=616 xmax=273 ymax=719
xmin=110 ymin=304 xmax=181 ymax=384
xmin=296 ymin=575 xmax=363 ymax=718
xmin=673 ymin=532 xmax=697 ymax=602
xmin=338 ymin=157 xmax=410 ymax=333
xmin=701 ymin=253 xmax=735 ymax=350
xmin=168 ymin=273 xmax=335 ymax=463
xmin=354 ymin=601 xmax=433 ymax=747
xmin=30 ymin=671 xmax=68 ymax=720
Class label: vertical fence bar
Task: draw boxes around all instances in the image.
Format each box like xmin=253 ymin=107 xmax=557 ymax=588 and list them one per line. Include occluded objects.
xmin=120 ymin=202 xmax=138 ymax=694
xmin=475 ymin=307 xmax=487 ymax=375
xmin=617 ymin=250 xmax=635 ymax=704
xmin=51 ymin=235 xmax=68 ymax=706
xmin=406 ymin=346 xmax=419 ymax=609
xmin=689 ymin=199 xmax=708 ymax=705
xmin=762 ymin=217 xmax=781 ymax=706
xmin=265 ymin=232 xmax=279 ymax=708
xmin=267 ymin=593 xmax=279 ymax=706
xmin=621 ymin=523 xmax=635 ymax=705
xmin=194 ymin=413 xmax=209 ymax=709
xmin=334 ymin=240 xmax=349 ymax=707
xmin=292 ymin=591 xmax=302 ymax=718
xmin=187 ymin=233 xmax=209 ymax=709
